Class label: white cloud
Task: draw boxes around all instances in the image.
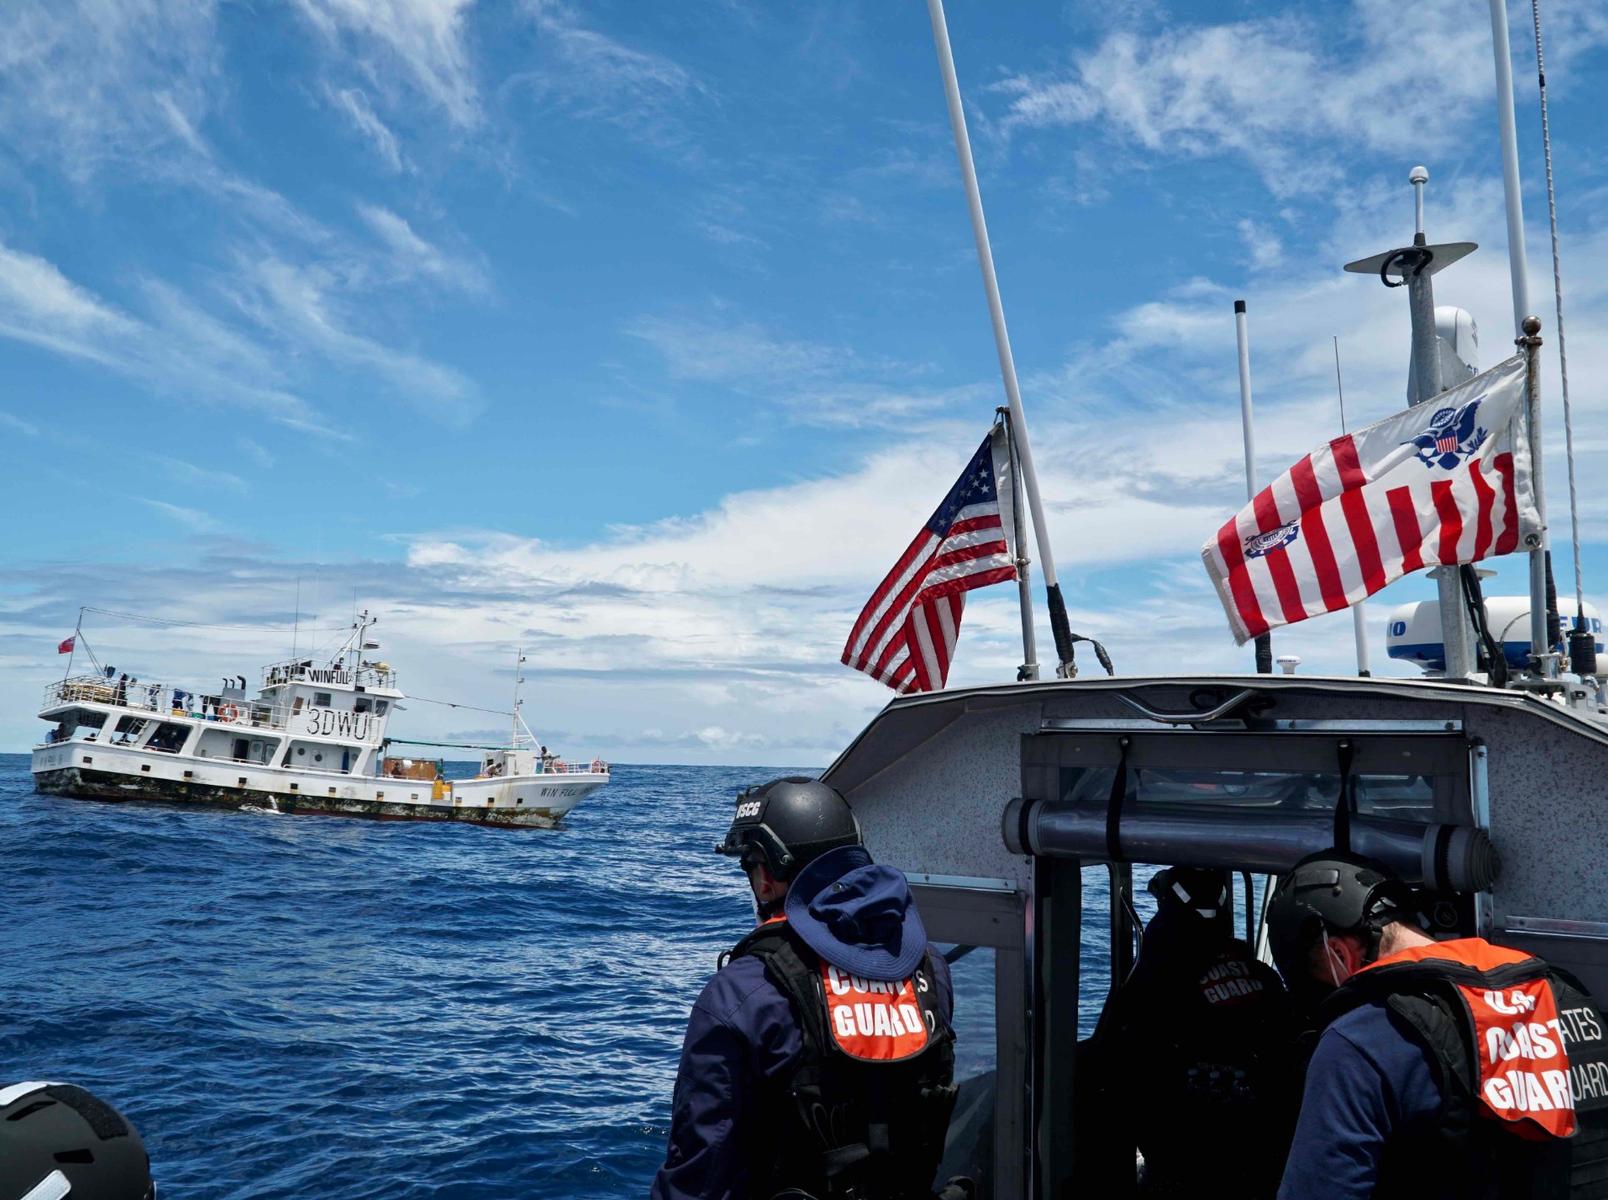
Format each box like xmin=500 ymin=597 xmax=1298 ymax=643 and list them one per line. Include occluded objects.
xmin=137 ymin=497 xmax=223 ymax=532
xmin=356 ymin=204 xmax=488 ymax=293
xmin=293 ymin=0 xmax=479 ymax=127
xmin=992 ymin=0 xmax=1608 ymax=196
xmin=236 ymin=256 xmax=480 ymax=425
xmin=326 ymin=85 xmax=405 ymax=172
xmin=510 ymin=0 xmax=705 ymax=150
xmin=0 ymin=1 xmax=220 ymax=187
xmin=625 ymin=313 xmax=991 ymax=428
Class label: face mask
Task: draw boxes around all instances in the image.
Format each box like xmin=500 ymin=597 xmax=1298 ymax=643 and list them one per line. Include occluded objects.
xmin=1320 ymin=926 xmax=1348 ymax=987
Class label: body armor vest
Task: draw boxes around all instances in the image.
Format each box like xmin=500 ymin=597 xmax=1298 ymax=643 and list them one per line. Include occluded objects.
xmin=1324 ymin=938 xmax=1608 ymax=1199
xmin=726 ymin=919 xmax=958 ymax=1200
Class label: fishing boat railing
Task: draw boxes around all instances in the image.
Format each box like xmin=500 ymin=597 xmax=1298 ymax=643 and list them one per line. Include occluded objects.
xmin=43 ymin=677 xmax=301 ymax=733
xmin=534 ymin=761 xmax=610 ymax=776
xmin=261 ymin=660 xmax=398 ymax=689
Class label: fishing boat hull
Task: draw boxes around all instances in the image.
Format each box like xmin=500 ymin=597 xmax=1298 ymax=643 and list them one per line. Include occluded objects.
xmin=31 ymin=742 xmax=606 ymax=828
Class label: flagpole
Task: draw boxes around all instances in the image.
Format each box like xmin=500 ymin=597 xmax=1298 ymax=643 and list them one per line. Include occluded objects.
xmin=1333 ymin=336 xmax=1371 ymax=676
xmin=1233 ymin=301 xmax=1274 ymax=675
xmin=927 ymin=0 xmax=1082 ymax=678
xmin=1489 ymin=0 xmax=1532 ymax=337
xmin=1519 ymin=316 xmax=1555 ymax=675
xmin=63 ymin=607 xmax=82 ymax=682
xmin=1000 ymin=408 xmax=1040 ymax=681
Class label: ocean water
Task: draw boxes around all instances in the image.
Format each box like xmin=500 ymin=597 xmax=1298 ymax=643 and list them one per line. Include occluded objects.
xmin=0 ymin=755 xmax=1153 ymax=1199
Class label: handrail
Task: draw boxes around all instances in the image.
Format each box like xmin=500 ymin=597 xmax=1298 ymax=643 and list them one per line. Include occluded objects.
xmin=1113 ymin=688 xmax=1264 ymax=725
xmin=40 ymin=677 xmax=386 ymax=743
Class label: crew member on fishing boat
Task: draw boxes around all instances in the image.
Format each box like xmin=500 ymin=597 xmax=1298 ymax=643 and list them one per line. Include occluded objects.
xmin=651 ymin=777 xmax=964 ymax=1200
xmin=1268 ymin=851 xmax=1608 ymax=1199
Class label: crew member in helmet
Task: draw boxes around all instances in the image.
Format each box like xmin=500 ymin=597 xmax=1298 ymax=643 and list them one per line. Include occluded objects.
xmin=650 ymin=776 xmax=961 ymax=1200
xmin=1268 ymin=850 xmax=1608 ymax=1199
xmin=1079 ymin=867 xmax=1299 ymax=1196
xmin=0 ymin=1080 xmax=156 ymax=1200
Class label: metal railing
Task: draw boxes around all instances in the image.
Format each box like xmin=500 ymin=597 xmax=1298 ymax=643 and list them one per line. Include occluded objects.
xmin=536 ymin=761 xmax=610 ymax=775
xmin=262 ymin=660 xmax=398 ymax=690
xmin=40 ymin=676 xmax=369 ymax=739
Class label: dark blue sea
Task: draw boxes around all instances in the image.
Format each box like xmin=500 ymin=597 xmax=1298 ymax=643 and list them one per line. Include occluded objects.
xmin=0 ymin=754 xmax=1146 ymax=1198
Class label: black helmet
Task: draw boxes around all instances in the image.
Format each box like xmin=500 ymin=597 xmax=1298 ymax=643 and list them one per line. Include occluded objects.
xmin=1266 ymin=851 xmax=1410 ymax=986
xmin=0 ymin=1081 xmax=155 ymax=1200
xmin=715 ymin=776 xmax=861 ymax=881
xmin=1148 ymin=866 xmax=1232 ymax=924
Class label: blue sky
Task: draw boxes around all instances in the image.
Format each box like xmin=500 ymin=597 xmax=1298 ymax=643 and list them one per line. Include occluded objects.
xmin=3 ymin=0 xmax=1607 ymax=761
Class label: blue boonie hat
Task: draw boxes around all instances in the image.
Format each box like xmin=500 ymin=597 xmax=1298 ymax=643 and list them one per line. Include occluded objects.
xmin=784 ymin=845 xmax=928 ymax=982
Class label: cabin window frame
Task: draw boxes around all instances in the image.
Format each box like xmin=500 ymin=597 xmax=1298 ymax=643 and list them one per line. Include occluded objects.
xmin=906 ymin=878 xmax=1029 ymax=1200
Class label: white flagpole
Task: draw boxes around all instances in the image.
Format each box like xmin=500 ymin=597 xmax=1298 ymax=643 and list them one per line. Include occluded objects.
xmin=1488 ymin=0 xmax=1532 ymax=337
xmin=1333 ymin=336 xmax=1371 ymax=676
xmin=926 ymin=0 xmax=1089 ymax=678
xmin=1489 ymin=0 xmax=1556 ymax=673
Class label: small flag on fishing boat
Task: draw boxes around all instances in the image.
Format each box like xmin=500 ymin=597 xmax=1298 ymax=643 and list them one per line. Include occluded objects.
xmin=842 ymin=425 xmax=1018 ymax=693
xmin=57 ymin=635 xmax=75 ymax=654
xmin=1203 ymin=353 xmax=1539 ymax=645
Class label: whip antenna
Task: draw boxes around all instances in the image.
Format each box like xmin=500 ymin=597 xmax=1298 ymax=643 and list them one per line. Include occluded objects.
xmin=1529 ymin=0 xmax=1588 ymax=661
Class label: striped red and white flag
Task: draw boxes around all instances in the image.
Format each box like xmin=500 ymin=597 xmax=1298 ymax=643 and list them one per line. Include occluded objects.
xmin=843 ymin=426 xmax=1018 ymax=693
xmin=1203 ymin=353 xmax=1539 ymax=645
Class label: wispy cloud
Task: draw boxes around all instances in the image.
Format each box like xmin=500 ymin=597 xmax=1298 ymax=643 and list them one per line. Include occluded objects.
xmin=510 ymin=0 xmax=707 ymax=151
xmin=0 ymin=411 xmax=41 ymax=438
xmin=356 ymin=204 xmax=488 ymax=294
xmin=991 ymin=0 xmax=1608 ymax=197
xmin=137 ymin=497 xmax=222 ymax=533
xmin=625 ymin=312 xmax=989 ymax=428
xmin=293 ymin=0 xmax=480 ymax=127
xmin=0 ymin=0 xmax=221 ymax=188
xmin=325 ymin=85 xmax=405 ymax=172
xmin=236 ymin=256 xmax=480 ymax=425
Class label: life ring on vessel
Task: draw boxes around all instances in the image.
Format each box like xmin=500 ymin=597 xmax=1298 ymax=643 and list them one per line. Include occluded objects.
xmin=590 ymin=758 xmax=605 ymax=773
xmin=219 ymin=703 xmax=240 ymax=723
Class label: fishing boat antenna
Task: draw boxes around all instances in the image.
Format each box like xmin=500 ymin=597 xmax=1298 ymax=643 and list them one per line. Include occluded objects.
xmin=1233 ymin=301 xmax=1273 ymax=675
xmin=513 ymin=649 xmax=527 ymax=749
xmin=1332 ymin=336 xmax=1370 ymax=676
xmin=1529 ymin=0 xmax=1594 ymax=677
xmin=926 ymin=0 xmax=1110 ymax=679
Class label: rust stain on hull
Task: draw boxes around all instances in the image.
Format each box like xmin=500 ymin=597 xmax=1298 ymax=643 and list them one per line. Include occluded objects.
xmin=32 ymin=768 xmax=572 ymax=829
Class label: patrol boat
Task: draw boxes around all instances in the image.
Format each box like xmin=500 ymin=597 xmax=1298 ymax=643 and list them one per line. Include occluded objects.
xmin=30 ymin=612 xmax=610 ymax=827
xmin=790 ymin=7 xmax=1608 ymax=1196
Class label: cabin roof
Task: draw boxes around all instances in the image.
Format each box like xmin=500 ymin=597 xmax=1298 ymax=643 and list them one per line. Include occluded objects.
xmin=821 ymin=673 xmax=1608 ymax=795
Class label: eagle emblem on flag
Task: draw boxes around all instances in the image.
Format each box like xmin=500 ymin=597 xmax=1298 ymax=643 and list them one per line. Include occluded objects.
xmin=1405 ymin=398 xmax=1487 ymax=470
xmin=1243 ymin=521 xmax=1300 ymax=559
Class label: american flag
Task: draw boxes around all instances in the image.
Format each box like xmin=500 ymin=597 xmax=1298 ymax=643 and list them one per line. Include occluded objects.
xmin=1202 ymin=353 xmax=1539 ymax=645
xmin=842 ymin=427 xmax=1018 ymax=693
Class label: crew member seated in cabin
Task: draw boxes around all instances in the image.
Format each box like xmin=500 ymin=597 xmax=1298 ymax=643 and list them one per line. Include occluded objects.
xmin=1077 ymin=867 xmax=1300 ymax=1197
xmin=652 ymin=777 xmax=966 ymax=1200
xmin=1268 ymin=851 xmax=1608 ymax=1199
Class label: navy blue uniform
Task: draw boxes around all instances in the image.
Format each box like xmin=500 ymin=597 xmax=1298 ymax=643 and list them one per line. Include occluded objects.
xmin=651 ymin=870 xmax=953 ymax=1200
xmin=1277 ymin=1005 xmax=1445 ymax=1199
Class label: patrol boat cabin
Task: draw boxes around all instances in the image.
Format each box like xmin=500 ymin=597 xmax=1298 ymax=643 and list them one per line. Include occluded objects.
xmin=31 ymin=612 xmax=609 ymax=827
xmin=819 ymin=670 xmax=1608 ymax=1198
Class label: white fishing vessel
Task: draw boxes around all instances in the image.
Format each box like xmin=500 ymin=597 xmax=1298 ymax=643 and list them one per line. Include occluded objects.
xmin=30 ymin=612 xmax=609 ymax=827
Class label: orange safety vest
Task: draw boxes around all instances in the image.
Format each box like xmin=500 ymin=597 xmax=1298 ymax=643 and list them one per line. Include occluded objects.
xmin=1358 ymin=938 xmax=1577 ymax=1140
